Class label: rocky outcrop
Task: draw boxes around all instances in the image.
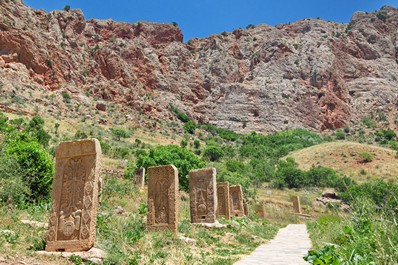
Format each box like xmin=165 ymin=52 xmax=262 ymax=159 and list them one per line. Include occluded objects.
xmin=1 ymin=1 xmax=398 ymax=133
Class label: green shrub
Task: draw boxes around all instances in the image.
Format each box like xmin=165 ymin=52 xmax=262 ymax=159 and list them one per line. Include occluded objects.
xmin=361 ymin=117 xmax=376 ymax=128
xmin=3 ymin=133 xmax=54 ymax=204
xmin=110 ymin=127 xmax=131 ymax=141
xmin=169 ymin=104 xmax=190 ymax=123
xmin=193 ymin=139 xmax=201 ymax=149
xmin=376 ymin=11 xmax=388 ymax=22
xmin=358 ymin=152 xmax=374 ymax=163
xmin=203 ymin=145 xmax=224 ymax=162
xmin=63 ymin=5 xmax=70 ymax=11
xmin=62 ymin=91 xmax=71 ymax=103
xmin=184 ymin=120 xmax=196 ymax=134
xmin=133 ymin=145 xmax=204 ymax=191
xmin=334 ymin=129 xmax=345 ymax=140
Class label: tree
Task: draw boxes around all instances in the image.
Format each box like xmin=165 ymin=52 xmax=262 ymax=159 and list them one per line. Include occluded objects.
xmin=133 ymin=145 xmax=204 ymax=191
xmin=203 ymin=145 xmax=224 ymax=162
xmin=4 ymin=133 xmax=54 ymax=203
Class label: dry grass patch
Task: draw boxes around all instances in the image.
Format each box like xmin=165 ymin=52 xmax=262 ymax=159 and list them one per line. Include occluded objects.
xmin=289 ymin=141 xmax=398 ymax=182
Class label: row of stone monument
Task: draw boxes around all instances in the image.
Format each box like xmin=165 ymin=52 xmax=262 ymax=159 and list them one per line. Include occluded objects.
xmin=146 ymin=165 xmax=248 ymax=233
xmin=44 ymin=139 xmax=303 ymax=253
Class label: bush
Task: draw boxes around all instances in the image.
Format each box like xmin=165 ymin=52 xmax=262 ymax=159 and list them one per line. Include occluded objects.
xmin=169 ymin=104 xmax=190 ymax=123
xmin=3 ymin=133 xmax=54 ymax=204
xmin=334 ymin=129 xmax=345 ymax=140
xmin=361 ymin=117 xmax=376 ymax=128
xmin=203 ymin=145 xmax=224 ymax=162
xmin=183 ymin=121 xmax=196 ymax=134
xmin=358 ymin=152 xmax=374 ymax=163
xmin=63 ymin=5 xmax=71 ymax=11
xmin=133 ymin=145 xmax=205 ymax=191
xmin=62 ymin=91 xmax=71 ymax=103
xmin=110 ymin=127 xmax=131 ymax=141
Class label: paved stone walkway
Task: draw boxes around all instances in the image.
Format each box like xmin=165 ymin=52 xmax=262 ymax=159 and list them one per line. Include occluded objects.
xmin=235 ymin=224 xmax=311 ymax=265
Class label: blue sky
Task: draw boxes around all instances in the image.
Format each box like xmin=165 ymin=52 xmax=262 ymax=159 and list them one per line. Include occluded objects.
xmin=24 ymin=0 xmax=398 ymax=41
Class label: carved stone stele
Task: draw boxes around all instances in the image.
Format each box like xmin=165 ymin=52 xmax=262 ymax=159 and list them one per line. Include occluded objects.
xmin=189 ymin=168 xmax=217 ymax=223
xmin=46 ymin=139 xmax=101 ymax=252
xmin=147 ymin=165 xmax=179 ymax=233
xmin=134 ymin=167 xmax=145 ymax=188
xmin=216 ymin=182 xmax=230 ymax=219
xmin=255 ymin=203 xmax=265 ymax=218
xmin=229 ymin=185 xmax=244 ymax=217
xmin=292 ymin=196 xmax=302 ymax=214
xmin=243 ymin=203 xmax=249 ymax=216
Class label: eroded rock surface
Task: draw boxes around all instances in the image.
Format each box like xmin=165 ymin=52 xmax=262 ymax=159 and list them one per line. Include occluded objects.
xmin=2 ymin=1 xmax=398 ymax=133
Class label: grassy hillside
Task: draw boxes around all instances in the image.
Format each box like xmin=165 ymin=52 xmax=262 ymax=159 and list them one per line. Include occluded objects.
xmin=289 ymin=141 xmax=398 ymax=183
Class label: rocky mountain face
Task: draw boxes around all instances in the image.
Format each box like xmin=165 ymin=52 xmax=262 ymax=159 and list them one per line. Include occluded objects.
xmin=1 ymin=0 xmax=398 ymax=133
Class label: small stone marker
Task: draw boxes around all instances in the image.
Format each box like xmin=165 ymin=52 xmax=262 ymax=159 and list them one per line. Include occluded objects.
xmin=147 ymin=165 xmax=179 ymax=233
xmin=292 ymin=196 xmax=302 ymax=214
xmin=189 ymin=168 xmax=217 ymax=223
xmin=229 ymin=185 xmax=244 ymax=217
xmin=134 ymin=167 xmax=145 ymax=188
xmin=243 ymin=203 xmax=249 ymax=216
xmin=255 ymin=203 xmax=266 ymax=218
xmin=46 ymin=139 xmax=102 ymax=252
xmin=216 ymin=182 xmax=231 ymax=219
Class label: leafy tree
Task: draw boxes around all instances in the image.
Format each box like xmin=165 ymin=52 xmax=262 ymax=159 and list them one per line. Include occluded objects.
xmin=203 ymin=145 xmax=224 ymax=162
xmin=26 ymin=116 xmax=51 ymax=147
xmin=133 ymin=145 xmax=204 ymax=191
xmin=63 ymin=5 xmax=71 ymax=11
xmin=184 ymin=121 xmax=196 ymax=134
xmin=3 ymin=133 xmax=54 ymax=203
xmin=275 ymin=158 xmax=306 ymax=189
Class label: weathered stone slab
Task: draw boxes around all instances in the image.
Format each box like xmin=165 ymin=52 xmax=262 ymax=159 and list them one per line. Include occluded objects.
xmin=243 ymin=203 xmax=249 ymax=216
xmin=292 ymin=196 xmax=302 ymax=214
xmin=189 ymin=168 xmax=217 ymax=223
xmin=147 ymin=165 xmax=179 ymax=233
xmin=46 ymin=139 xmax=101 ymax=252
xmin=134 ymin=167 xmax=145 ymax=188
xmin=255 ymin=203 xmax=265 ymax=218
xmin=229 ymin=185 xmax=244 ymax=217
xmin=216 ymin=182 xmax=230 ymax=219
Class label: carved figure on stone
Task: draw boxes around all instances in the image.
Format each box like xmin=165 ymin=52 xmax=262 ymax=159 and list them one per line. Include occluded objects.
xmin=147 ymin=165 xmax=178 ymax=233
xmin=46 ymin=139 xmax=101 ymax=252
xmin=189 ymin=168 xmax=217 ymax=223
xmin=229 ymin=185 xmax=244 ymax=217
xmin=134 ymin=167 xmax=145 ymax=188
xmin=216 ymin=182 xmax=230 ymax=219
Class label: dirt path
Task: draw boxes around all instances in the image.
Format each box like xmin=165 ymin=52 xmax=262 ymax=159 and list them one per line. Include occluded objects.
xmin=234 ymin=224 xmax=311 ymax=265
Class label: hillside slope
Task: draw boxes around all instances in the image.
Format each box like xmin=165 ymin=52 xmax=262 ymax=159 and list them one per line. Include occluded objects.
xmin=289 ymin=141 xmax=398 ymax=182
xmin=1 ymin=1 xmax=398 ymax=133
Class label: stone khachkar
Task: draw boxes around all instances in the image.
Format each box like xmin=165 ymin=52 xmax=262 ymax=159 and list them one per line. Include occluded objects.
xmin=216 ymin=182 xmax=230 ymax=219
xmin=292 ymin=196 xmax=302 ymax=214
xmin=255 ymin=203 xmax=266 ymax=218
xmin=147 ymin=165 xmax=179 ymax=233
xmin=189 ymin=168 xmax=217 ymax=223
xmin=243 ymin=203 xmax=249 ymax=216
xmin=46 ymin=139 xmax=102 ymax=252
xmin=229 ymin=185 xmax=245 ymax=217
xmin=134 ymin=167 xmax=145 ymax=188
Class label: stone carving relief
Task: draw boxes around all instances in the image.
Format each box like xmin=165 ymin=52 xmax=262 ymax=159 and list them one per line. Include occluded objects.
xmin=147 ymin=165 xmax=178 ymax=233
xmin=189 ymin=168 xmax=217 ymax=223
xmin=229 ymin=185 xmax=244 ymax=217
xmin=46 ymin=139 xmax=101 ymax=252
xmin=216 ymin=182 xmax=230 ymax=219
